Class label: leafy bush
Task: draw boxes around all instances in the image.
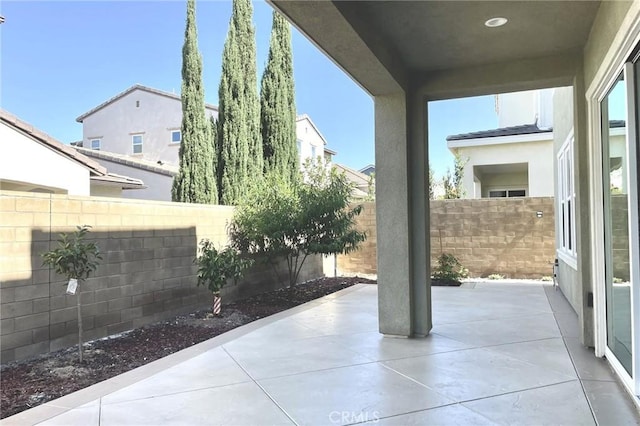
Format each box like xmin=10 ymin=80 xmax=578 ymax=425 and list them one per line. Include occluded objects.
xmin=230 ymin=163 xmax=366 ymax=287
xmin=541 ymin=275 xmax=553 ymax=282
xmin=42 ymin=225 xmax=101 ymax=282
xmin=487 ymin=273 xmax=505 ymax=280
xmin=432 ymin=253 xmax=468 ymax=284
xmin=41 ymin=225 xmax=101 ymax=362
xmin=432 ymin=253 xmax=468 ymax=281
xmin=195 ymin=240 xmax=253 ymax=312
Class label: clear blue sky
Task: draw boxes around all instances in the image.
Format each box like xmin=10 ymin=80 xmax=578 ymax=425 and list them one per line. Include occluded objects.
xmin=0 ymin=0 xmax=498 ymax=178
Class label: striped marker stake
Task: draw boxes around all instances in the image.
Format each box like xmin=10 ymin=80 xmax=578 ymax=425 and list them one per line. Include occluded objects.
xmin=213 ymin=294 xmax=221 ymax=316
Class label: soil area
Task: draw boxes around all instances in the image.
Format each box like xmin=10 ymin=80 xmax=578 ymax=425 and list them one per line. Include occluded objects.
xmin=0 ymin=276 xmax=375 ymax=419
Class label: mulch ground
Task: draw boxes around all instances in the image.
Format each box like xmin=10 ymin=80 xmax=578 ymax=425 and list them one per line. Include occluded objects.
xmin=0 ymin=276 xmax=375 ymax=419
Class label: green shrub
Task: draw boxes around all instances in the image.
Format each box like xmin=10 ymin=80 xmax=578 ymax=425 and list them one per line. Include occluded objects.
xmin=487 ymin=273 xmax=505 ymax=280
xmin=230 ymin=163 xmax=366 ymax=287
xmin=195 ymin=240 xmax=253 ymax=294
xmin=432 ymin=253 xmax=468 ymax=283
xmin=41 ymin=225 xmax=101 ymax=362
xmin=541 ymin=275 xmax=553 ymax=282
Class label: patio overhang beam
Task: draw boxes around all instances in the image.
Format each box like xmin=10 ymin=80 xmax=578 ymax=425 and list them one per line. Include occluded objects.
xmin=414 ymin=51 xmax=583 ymax=101
xmin=268 ymin=0 xmax=407 ymax=96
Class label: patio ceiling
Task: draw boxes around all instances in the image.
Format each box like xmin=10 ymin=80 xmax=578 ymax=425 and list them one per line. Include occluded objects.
xmin=270 ymin=1 xmax=601 ymax=97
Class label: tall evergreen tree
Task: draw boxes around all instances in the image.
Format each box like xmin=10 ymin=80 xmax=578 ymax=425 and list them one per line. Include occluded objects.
xmin=210 ymin=115 xmax=219 ymax=183
xmin=172 ymin=0 xmax=217 ymax=204
xmin=260 ymin=11 xmax=297 ymax=185
xmin=217 ymin=0 xmax=262 ymax=205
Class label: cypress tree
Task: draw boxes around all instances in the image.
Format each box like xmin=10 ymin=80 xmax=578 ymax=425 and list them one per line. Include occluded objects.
xmin=172 ymin=0 xmax=217 ymax=204
xmin=260 ymin=11 xmax=297 ymax=185
xmin=210 ymin=115 xmax=219 ymax=185
xmin=217 ymin=0 xmax=262 ymax=205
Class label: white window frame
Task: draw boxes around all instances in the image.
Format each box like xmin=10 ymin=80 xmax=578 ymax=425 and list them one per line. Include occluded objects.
xmin=132 ymin=134 xmax=143 ymax=154
xmin=90 ymin=138 xmax=101 ymax=150
xmin=588 ymin=23 xmax=640 ymax=395
xmin=557 ymin=131 xmax=577 ymax=269
xmin=170 ymin=130 xmax=181 ymax=144
xmin=487 ymin=189 xmax=527 ymax=198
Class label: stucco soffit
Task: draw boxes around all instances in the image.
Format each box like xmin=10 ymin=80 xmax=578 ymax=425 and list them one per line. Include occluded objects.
xmin=268 ymin=0 xmax=406 ymax=96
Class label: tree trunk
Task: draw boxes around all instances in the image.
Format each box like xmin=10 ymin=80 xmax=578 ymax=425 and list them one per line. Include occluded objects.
xmin=77 ymin=288 xmax=83 ymax=363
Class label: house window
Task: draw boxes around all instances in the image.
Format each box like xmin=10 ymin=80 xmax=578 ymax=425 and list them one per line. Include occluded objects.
xmin=488 ymin=189 xmax=526 ymax=198
xmin=132 ymin=134 xmax=143 ymax=154
xmin=557 ymin=135 xmax=576 ymax=260
xmin=311 ymin=145 xmax=317 ymax=160
xmin=171 ymin=130 xmax=181 ymax=144
xmin=90 ymin=139 xmax=101 ymax=150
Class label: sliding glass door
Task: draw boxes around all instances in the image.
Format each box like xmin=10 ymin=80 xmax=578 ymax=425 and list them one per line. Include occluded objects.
xmin=601 ymin=73 xmax=633 ymax=375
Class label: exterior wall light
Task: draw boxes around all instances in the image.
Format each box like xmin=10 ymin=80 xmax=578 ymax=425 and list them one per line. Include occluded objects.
xmin=536 ymin=211 xmax=543 ymax=218
xmin=485 ymin=17 xmax=508 ymax=28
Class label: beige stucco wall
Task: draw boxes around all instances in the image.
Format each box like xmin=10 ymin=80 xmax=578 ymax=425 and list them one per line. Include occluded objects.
xmin=458 ymin=139 xmax=554 ymax=199
xmin=479 ymin=171 xmax=528 ymax=197
xmin=0 ymin=122 xmax=90 ymax=196
xmin=497 ymin=89 xmax=554 ymax=128
xmin=0 ymin=191 xmax=323 ymax=363
xmin=81 ymin=88 xmax=217 ymax=166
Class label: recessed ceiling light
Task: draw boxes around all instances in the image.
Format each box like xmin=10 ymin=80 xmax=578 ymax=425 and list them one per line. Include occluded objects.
xmin=485 ymin=17 xmax=508 ymax=28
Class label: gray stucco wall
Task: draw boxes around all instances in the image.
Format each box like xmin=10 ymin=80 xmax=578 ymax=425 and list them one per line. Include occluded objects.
xmin=553 ymin=86 xmax=581 ymax=314
xmin=583 ymin=1 xmax=633 ymax=89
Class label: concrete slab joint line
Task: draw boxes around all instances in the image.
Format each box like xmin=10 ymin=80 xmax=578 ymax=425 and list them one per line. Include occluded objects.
xmin=3 ymin=283 xmax=640 ymax=426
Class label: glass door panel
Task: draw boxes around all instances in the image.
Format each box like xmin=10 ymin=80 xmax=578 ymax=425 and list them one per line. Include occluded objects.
xmin=602 ymin=73 xmax=633 ymax=375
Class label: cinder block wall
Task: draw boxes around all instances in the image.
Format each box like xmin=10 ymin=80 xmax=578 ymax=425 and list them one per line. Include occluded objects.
xmin=612 ymin=194 xmax=630 ymax=281
xmin=337 ymin=197 xmax=556 ymax=279
xmin=0 ymin=191 xmax=322 ymax=363
xmin=336 ymin=202 xmax=377 ymax=275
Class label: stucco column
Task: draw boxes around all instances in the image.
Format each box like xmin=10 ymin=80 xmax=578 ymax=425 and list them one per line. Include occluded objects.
xmin=375 ymin=90 xmax=432 ymax=337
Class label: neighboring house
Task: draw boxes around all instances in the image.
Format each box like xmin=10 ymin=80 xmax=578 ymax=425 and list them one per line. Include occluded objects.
xmin=0 ymin=109 xmax=144 ymax=197
xmin=296 ymin=114 xmax=336 ymax=167
xmin=75 ymin=85 xmax=336 ymax=200
xmin=333 ymin=163 xmax=372 ymax=199
xmin=359 ymin=164 xmax=375 ymax=177
xmin=76 ymin=85 xmax=335 ymax=168
xmin=76 ymin=84 xmax=219 ymax=165
xmin=74 ymin=147 xmax=177 ymax=202
xmin=446 ymin=89 xmax=554 ymax=199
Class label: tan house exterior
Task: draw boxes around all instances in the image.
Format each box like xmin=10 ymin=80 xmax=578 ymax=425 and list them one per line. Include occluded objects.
xmin=270 ymin=0 xmax=640 ymax=398
xmin=76 ymin=84 xmax=219 ymax=166
xmin=0 ymin=109 xmax=143 ymax=197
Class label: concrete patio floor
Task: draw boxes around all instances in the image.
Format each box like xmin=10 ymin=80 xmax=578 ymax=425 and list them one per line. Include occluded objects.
xmin=4 ymin=282 xmax=640 ymax=425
